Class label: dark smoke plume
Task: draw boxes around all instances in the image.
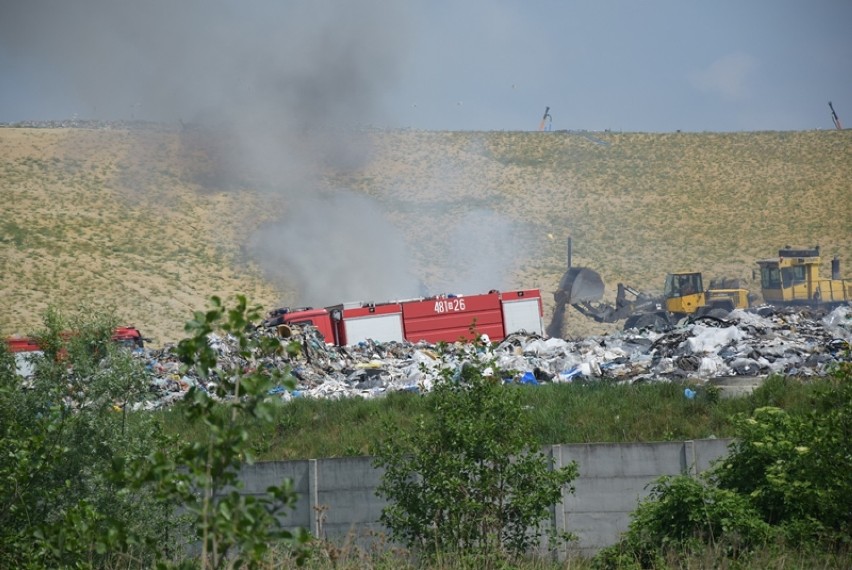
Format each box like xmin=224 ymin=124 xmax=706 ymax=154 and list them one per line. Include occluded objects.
xmin=1 ymin=1 xmax=524 ymax=306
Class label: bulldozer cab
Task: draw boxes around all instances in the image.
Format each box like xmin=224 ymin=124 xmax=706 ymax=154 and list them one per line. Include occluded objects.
xmin=757 ymin=247 xmax=819 ymax=305
xmin=664 ymin=272 xmax=705 ymax=315
xmin=757 ymin=246 xmax=849 ymax=305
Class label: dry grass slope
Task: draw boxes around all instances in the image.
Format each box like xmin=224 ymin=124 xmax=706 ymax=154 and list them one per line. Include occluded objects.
xmin=1 ymin=127 xmax=850 ymax=345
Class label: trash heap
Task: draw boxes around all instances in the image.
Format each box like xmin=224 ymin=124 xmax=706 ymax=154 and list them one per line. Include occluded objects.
xmin=134 ymin=305 xmax=850 ymax=410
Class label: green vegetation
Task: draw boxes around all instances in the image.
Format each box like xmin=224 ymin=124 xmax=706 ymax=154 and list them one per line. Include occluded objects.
xmin=0 ymin=307 xmax=180 ymax=568
xmin=160 ymin=375 xmax=823 ymax=461
xmin=594 ymin=359 xmax=851 ymax=569
xmin=373 ymin=350 xmax=578 ymax=566
xmin=2 ymin=299 xmax=851 ymax=568
xmin=0 ymin=300 xmax=311 ymax=569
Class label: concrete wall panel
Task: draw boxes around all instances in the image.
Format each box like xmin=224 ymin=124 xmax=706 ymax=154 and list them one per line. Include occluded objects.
xmin=565 ymin=476 xmax=657 ymax=512
xmin=559 ymin=441 xmax=688 ymax=477
xmin=239 ymin=460 xmax=310 ymax=494
xmin=693 ymin=438 xmax=732 ymax=472
xmin=230 ymin=438 xmax=734 ymax=556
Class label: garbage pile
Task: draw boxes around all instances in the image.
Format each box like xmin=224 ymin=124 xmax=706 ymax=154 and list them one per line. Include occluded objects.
xmin=135 ymin=305 xmax=850 ymax=410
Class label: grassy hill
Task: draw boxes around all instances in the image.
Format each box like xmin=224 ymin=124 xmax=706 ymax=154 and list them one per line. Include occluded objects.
xmin=1 ymin=125 xmax=850 ymax=345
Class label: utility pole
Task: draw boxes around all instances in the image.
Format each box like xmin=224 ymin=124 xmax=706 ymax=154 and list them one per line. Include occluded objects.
xmin=539 ymin=106 xmax=552 ymax=131
xmin=829 ymin=101 xmax=843 ymax=130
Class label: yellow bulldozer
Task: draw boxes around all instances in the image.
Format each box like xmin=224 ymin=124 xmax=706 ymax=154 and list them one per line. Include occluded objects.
xmin=756 ymin=246 xmax=851 ymax=307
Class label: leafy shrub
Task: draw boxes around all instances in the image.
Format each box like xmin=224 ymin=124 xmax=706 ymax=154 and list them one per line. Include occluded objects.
xmin=593 ymin=475 xmax=771 ymax=569
xmin=1 ymin=298 xmax=312 ymax=569
xmin=0 ymin=307 xmax=179 ymax=568
xmin=594 ymin=361 xmax=852 ymax=569
xmin=373 ymin=352 xmax=578 ymax=566
xmin=714 ymin=361 xmax=852 ymax=543
xmin=128 ymin=295 xmax=311 ymax=568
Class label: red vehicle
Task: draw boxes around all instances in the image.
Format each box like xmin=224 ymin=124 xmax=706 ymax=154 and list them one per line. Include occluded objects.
xmin=271 ymin=289 xmax=544 ymax=346
xmin=5 ymin=326 xmax=145 ymax=354
xmin=5 ymin=326 xmax=145 ymax=377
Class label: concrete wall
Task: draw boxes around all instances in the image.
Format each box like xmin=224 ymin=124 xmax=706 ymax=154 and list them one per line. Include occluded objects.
xmin=235 ymin=438 xmax=733 ymax=557
xmin=553 ymin=438 xmax=732 ymax=557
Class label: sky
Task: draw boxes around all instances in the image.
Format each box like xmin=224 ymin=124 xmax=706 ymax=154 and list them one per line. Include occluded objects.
xmin=1 ymin=0 xmax=850 ymax=133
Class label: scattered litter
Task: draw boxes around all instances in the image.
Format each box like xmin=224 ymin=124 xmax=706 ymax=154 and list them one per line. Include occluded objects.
xmin=12 ymin=305 xmax=851 ymax=409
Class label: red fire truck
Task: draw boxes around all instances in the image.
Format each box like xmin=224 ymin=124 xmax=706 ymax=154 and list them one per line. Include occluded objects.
xmin=5 ymin=326 xmax=145 ymax=354
xmin=5 ymin=326 xmax=145 ymax=377
xmin=272 ymin=289 xmax=544 ymax=346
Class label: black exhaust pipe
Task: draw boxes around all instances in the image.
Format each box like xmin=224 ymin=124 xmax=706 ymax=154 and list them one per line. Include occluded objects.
xmin=567 ymin=236 xmax=572 ymax=270
xmin=832 ymin=256 xmax=841 ymax=280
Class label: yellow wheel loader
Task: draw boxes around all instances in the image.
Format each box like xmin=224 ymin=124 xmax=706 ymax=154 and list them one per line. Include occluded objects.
xmin=663 ymin=272 xmax=751 ymax=319
xmin=546 ymin=239 xmax=752 ymax=337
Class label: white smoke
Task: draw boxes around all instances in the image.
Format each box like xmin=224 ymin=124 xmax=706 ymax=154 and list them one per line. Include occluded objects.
xmin=0 ymin=1 xmax=525 ymax=306
xmin=248 ymin=190 xmax=421 ymax=304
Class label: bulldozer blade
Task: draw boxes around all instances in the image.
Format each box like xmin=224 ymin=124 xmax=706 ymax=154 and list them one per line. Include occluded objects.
xmin=559 ymin=267 xmax=605 ymax=304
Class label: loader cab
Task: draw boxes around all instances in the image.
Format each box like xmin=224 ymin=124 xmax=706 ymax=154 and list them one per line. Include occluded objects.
xmin=664 ymin=272 xmax=703 ymax=298
xmin=758 ymin=261 xmax=808 ymax=289
xmin=663 ymin=272 xmax=705 ymax=315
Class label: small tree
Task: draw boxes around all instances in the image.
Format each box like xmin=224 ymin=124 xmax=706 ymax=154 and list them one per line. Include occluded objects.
xmin=373 ymin=355 xmax=578 ymax=565
xmin=0 ymin=307 xmax=179 ymax=568
xmin=130 ymin=295 xmax=311 ymax=569
xmin=713 ymin=362 xmax=852 ymax=542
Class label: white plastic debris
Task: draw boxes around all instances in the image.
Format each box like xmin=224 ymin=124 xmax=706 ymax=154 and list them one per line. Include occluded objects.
xmin=685 ymin=325 xmax=745 ymax=355
xmin=17 ymin=305 xmax=844 ymax=408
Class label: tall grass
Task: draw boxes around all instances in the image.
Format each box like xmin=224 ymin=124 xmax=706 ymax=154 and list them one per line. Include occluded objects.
xmin=156 ymin=375 xmax=821 ymax=461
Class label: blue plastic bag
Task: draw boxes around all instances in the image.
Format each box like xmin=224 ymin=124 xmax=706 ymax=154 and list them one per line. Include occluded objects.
xmin=520 ymin=371 xmax=539 ymax=385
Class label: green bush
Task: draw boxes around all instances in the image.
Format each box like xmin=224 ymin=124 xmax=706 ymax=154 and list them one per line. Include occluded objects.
xmin=373 ymin=352 xmax=578 ymax=566
xmin=594 ymin=361 xmax=852 ymax=569
xmin=593 ymin=475 xmax=771 ymax=569
xmin=0 ymin=307 xmax=180 ymax=568
xmin=128 ymin=295 xmax=311 ymax=568
xmin=1 ymin=298 xmax=312 ymax=569
xmin=714 ymin=361 xmax=852 ymax=543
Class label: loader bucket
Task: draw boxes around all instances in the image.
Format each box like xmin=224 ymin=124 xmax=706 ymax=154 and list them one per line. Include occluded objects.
xmin=557 ymin=267 xmax=605 ymax=304
xmin=546 ymin=267 xmax=605 ymax=338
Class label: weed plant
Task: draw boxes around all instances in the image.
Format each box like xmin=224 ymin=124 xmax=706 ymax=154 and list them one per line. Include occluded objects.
xmin=159 ymin=374 xmax=825 ymax=461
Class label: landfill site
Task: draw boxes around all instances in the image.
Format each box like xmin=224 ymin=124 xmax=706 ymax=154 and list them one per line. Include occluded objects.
xmin=2 ymin=125 xmax=851 ymax=409
xmin=126 ymin=240 xmax=852 ymax=409
xmin=109 ymin=302 xmax=849 ymax=409
xmin=9 ymin=234 xmax=852 ymax=408
xmin=2 ymin=125 xmax=852 ymax=345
